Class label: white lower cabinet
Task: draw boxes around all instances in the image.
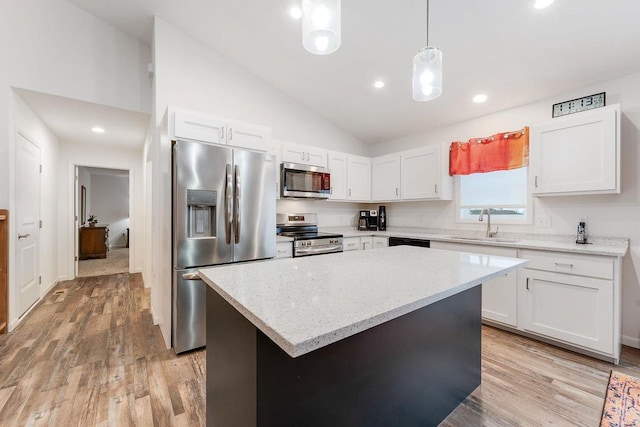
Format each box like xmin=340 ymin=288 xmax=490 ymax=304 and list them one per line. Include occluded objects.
xmin=519 ymin=250 xmax=617 ymax=359
xmin=372 ymin=236 xmax=388 ymax=249
xmin=343 ymin=237 xmax=361 ymax=251
xmin=275 ymin=242 xmax=293 ymax=258
xmin=430 ymin=241 xmax=518 ymax=327
xmin=343 ymin=236 xmax=374 ymax=251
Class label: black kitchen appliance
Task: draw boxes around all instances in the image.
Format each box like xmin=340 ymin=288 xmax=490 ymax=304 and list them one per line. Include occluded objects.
xmin=368 ymin=209 xmax=378 ymax=231
xmin=358 ymin=210 xmax=370 ymax=231
xmin=277 ymin=213 xmax=343 ymax=257
xmin=388 ymin=237 xmax=430 ymax=248
xmin=378 ymin=206 xmax=387 ymax=231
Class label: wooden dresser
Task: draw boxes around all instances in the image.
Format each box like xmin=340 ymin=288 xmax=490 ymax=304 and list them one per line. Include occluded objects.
xmin=79 ymin=225 xmax=109 ymax=260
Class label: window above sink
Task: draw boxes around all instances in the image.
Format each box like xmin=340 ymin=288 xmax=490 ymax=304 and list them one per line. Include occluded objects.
xmin=455 ymin=167 xmax=532 ymax=225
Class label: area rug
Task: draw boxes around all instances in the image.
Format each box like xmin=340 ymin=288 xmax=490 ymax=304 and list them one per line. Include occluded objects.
xmin=601 ymin=371 xmax=640 ymax=426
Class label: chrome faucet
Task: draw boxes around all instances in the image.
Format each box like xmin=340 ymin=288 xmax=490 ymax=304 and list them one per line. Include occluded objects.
xmin=478 ymin=208 xmax=499 ymax=238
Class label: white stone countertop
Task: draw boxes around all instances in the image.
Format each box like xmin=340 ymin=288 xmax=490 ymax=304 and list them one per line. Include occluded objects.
xmin=324 ymin=227 xmax=629 ymax=257
xmin=199 ymin=246 xmax=526 ymax=358
xmin=276 ymin=235 xmax=293 ymax=243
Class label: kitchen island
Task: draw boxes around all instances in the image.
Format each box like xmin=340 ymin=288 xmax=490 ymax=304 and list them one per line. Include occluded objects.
xmin=199 ymin=246 xmax=526 ymax=426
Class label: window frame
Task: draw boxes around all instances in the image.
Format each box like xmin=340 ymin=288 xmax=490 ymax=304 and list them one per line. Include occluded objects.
xmin=454 ymin=167 xmax=534 ymax=225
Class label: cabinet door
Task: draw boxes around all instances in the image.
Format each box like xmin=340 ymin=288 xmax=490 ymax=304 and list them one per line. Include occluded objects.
xmin=343 ymin=237 xmax=361 ymax=251
xmin=227 ymin=120 xmax=271 ymax=152
xmin=530 ymin=104 xmax=619 ymax=196
xmin=372 ymin=154 xmax=401 ymax=201
xmin=174 ymin=110 xmax=226 ymax=144
xmin=521 ymin=269 xmax=613 ymax=354
xmin=361 ymin=236 xmax=373 ymax=250
xmin=430 ymin=241 xmax=518 ymax=327
xmin=327 ymin=151 xmax=348 ymax=200
xmin=400 ymin=146 xmax=441 ymax=199
xmin=306 ymin=147 xmax=328 ymax=168
xmin=347 ymin=155 xmax=371 ymax=201
xmin=281 ymin=142 xmax=308 ymax=164
xmin=275 ymin=242 xmax=293 ymax=258
xmin=372 ymin=236 xmax=388 ymax=249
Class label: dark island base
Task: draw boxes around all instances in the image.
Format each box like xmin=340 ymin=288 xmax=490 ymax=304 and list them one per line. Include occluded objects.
xmin=206 ymin=286 xmax=481 ymax=427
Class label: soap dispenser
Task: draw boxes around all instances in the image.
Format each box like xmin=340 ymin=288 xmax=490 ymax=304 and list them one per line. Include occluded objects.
xmin=576 ymin=221 xmax=587 ymax=244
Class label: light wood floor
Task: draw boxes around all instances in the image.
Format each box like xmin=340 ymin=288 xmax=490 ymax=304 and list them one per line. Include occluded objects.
xmin=2 ymin=273 xmax=640 ymax=426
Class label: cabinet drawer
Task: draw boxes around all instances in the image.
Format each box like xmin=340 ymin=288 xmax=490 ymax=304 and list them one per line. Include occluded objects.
xmin=520 ymin=250 xmax=613 ymax=280
xmin=343 ymin=237 xmax=361 ymax=251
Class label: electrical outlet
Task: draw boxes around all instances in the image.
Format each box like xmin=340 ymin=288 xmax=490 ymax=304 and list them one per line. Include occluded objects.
xmin=535 ymin=216 xmax=551 ymax=228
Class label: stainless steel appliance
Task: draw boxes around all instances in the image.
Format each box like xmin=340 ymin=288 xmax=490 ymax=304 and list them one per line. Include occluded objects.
xmin=173 ymin=139 xmax=276 ymax=353
xmin=368 ymin=209 xmax=378 ymax=231
xmin=277 ymin=213 xmax=343 ymax=257
xmin=281 ymin=163 xmax=331 ymax=199
xmin=358 ymin=210 xmax=370 ymax=231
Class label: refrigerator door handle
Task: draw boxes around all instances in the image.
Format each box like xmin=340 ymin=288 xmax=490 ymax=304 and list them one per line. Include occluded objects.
xmin=225 ymin=163 xmax=233 ymax=244
xmin=234 ymin=165 xmax=241 ymax=244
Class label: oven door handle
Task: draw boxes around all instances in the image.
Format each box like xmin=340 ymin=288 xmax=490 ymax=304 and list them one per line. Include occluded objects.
xmin=295 ymin=245 xmax=343 ymax=255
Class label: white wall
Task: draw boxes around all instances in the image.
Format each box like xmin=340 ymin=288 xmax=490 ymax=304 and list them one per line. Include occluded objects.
xmin=77 ymin=167 xmax=91 ymax=225
xmin=90 ymin=174 xmax=130 ymax=248
xmin=11 ymin=92 xmax=61 ymax=328
xmin=150 ymin=18 xmax=371 ymax=348
xmin=370 ymin=71 xmax=640 ymax=347
xmin=57 ymin=143 xmax=144 ymax=281
xmin=1 ymin=0 xmax=151 ymax=208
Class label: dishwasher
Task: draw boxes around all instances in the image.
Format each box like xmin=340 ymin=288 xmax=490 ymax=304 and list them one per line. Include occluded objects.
xmin=388 ymin=236 xmax=430 ymax=248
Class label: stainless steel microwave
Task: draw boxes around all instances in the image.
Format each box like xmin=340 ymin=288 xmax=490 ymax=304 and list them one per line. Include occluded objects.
xmin=281 ymin=163 xmax=331 ymax=199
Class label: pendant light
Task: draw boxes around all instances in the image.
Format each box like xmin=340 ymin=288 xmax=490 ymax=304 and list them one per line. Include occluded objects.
xmin=412 ymin=0 xmax=442 ymax=101
xmin=302 ymin=0 xmax=341 ymax=55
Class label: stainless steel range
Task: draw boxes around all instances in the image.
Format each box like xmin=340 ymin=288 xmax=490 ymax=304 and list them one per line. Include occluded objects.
xmin=277 ymin=213 xmax=343 ymax=257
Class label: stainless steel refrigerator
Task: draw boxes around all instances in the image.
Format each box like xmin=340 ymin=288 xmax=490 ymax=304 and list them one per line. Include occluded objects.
xmin=172 ymin=139 xmax=276 ymax=353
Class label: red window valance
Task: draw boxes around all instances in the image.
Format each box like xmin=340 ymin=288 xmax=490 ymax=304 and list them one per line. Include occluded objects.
xmin=449 ymin=127 xmax=529 ymax=176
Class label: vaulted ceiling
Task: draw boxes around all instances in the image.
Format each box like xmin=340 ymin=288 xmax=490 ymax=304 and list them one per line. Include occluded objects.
xmin=68 ymin=0 xmax=640 ymax=144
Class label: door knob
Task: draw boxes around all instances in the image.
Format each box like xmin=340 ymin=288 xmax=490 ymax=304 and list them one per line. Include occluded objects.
xmin=18 ymin=233 xmax=30 ymax=240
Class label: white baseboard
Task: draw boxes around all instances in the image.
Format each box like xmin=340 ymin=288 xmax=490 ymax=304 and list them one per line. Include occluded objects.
xmin=151 ymin=307 xmax=160 ymax=325
xmin=622 ymin=335 xmax=640 ymax=349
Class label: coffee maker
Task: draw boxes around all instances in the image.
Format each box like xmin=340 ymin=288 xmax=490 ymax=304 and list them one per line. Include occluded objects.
xmin=368 ymin=209 xmax=378 ymax=231
xmin=358 ymin=210 xmax=370 ymax=231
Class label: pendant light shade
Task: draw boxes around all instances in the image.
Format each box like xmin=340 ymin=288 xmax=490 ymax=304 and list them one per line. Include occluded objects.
xmin=412 ymin=46 xmax=443 ymax=101
xmin=302 ymin=0 xmax=341 ymax=55
xmin=412 ymin=0 xmax=442 ymax=101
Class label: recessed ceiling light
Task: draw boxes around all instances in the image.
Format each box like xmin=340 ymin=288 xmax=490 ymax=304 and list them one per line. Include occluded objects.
xmin=533 ymin=0 xmax=554 ymax=9
xmin=473 ymin=94 xmax=488 ymax=103
xmin=374 ymin=80 xmax=385 ymax=89
xmin=91 ymin=126 xmax=105 ymax=134
xmin=289 ymin=5 xmax=302 ymax=19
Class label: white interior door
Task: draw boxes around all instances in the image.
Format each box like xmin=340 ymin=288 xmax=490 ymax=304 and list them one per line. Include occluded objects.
xmin=16 ymin=132 xmax=41 ymax=318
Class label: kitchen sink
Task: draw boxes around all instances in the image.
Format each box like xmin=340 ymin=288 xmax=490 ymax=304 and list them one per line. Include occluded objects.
xmin=444 ymin=236 xmax=519 ymax=244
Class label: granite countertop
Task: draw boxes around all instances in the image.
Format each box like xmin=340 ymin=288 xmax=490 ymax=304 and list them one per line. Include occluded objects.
xmin=323 ymin=227 xmax=629 ymax=257
xmin=199 ymin=246 xmax=526 ymax=358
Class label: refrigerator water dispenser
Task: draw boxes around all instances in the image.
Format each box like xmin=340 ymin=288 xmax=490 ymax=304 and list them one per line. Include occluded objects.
xmin=187 ymin=189 xmax=217 ymax=238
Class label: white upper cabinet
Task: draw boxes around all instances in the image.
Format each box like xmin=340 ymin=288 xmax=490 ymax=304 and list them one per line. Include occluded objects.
xmin=530 ymin=104 xmax=620 ymax=196
xmin=174 ymin=110 xmax=226 ymax=144
xmin=281 ymin=141 xmax=327 ymax=168
xmin=400 ymin=145 xmax=452 ymax=200
xmin=226 ymin=120 xmax=272 ymax=152
xmin=372 ymin=154 xmax=401 ymax=201
xmin=347 ymin=155 xmax=371 ymax=201
xmin=327 ymin=151 xmax=348 ymax=201
xmin=172 ymin=108 xmax=271 ymax=152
